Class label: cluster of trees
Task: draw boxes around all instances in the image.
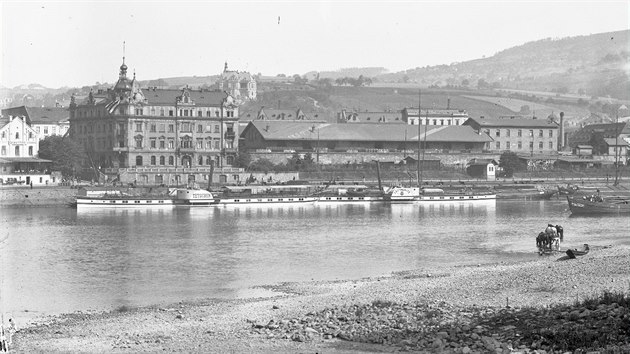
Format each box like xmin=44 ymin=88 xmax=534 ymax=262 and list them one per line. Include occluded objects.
xmin=38 ymin=135 xmax=85 ymax=178
xmin=334 ymin=75 xmax=373 ymax=87
xmin=234 ymin=151 xmax=318 ymax=173
xmin=498 ymin=151 xmax=526 ymax=177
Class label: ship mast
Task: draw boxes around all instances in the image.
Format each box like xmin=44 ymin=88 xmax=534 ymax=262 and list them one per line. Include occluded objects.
xmin=417 ymin=90 xmax=422 ymax=188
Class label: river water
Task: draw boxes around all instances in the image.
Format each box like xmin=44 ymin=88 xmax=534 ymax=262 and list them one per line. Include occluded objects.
xmin=1 ymin=199 xmax=628 ymax=320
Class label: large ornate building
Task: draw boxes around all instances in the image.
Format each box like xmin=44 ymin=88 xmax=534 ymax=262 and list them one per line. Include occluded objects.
xmin=218 ymin=62 xmax=257 ymax=102
xmin=69 ymin=58 xmax=240 ymax=186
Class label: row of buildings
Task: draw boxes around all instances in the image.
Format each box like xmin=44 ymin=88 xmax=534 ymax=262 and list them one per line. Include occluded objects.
xmin=2 ymin=58 xmax=629 ymax=186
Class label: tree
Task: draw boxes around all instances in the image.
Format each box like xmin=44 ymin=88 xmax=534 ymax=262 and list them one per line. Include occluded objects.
xmin=38 ymin=135 xmax=85 ymax=177
xmin=477 ymin=78 xmax=490 ymax=89
xmin=498 ymin=151 xmax=524 ymax=177
xmin=461 ymin=79 xmax=470 ymax=87
xmin=234 ymin=151 xmax=252 ymax=169
xmin=589 ymin=132 xmax=608 ymax=155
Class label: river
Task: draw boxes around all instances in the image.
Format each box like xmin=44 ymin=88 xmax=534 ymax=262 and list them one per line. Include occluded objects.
xmin=1 ymin=199 xmax=627 ymax=321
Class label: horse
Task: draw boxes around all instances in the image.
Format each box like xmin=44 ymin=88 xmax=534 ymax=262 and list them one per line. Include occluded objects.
xmin=536 ymin=232 xmax=550 ymax=250
xmin=555 ymin=225 xmax=564 ymax=242
xmin=544 ymin=225 xmax=560 ymax=251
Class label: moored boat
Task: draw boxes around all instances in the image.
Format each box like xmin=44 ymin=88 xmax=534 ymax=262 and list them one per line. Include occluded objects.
xmin=75 ymin=188 xmax=218 ymax=207
xmin=384 ymin=187 xmax=496 ymax=202
xmin=566 ymin=194 xmax=630 ymax=215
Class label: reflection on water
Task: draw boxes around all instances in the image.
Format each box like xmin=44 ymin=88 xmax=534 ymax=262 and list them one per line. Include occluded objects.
xmin=1 ymin=200 xmax=628 ymax=318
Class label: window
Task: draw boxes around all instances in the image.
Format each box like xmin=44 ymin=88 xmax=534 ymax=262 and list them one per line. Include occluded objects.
xmin=506 ymin=141 xmax=511 ymax=150
xmin=495 ymin=129 xmax=500 ymax=137
xmin=518 ymin=141 xmax=522 ymax=149
xmin=135 ymin=138 xmax=143 ymax=148
xmin=150 ymin=124 xmax=156 ymax=132
xmin=150 ymin=156 xmax=156 ymax=165
xmin=549 ymin=130 xmax=553 ymax=138
xmin=495 ymin=141 xmax=501 ymax=149
xmin=506 ymin=130 xmax=511 ymax=137
xmin=549 ymin=141 xmax=553 ymax=149
xmin=158 ymin=124 xmax=165 ymax=132
xmin=181 ymin=123 xmax=189 ymax=132
xmin=226 ymin=110 xmax=234 ymax=118
xmin=432 ymin=119 xmax=437 ymax=125
xmin=168 ymin=156 xmax=174 ymax=165
xmin=150 ymin=139 xmax=156 ymax=148
xmin=169 ymin=110 xmax=174 ymax=117
xmin=206 ymin=140 xmax=212 ymax=149
xmin=168 ymin=124 xmax=174 ymax=133
xmin=207 ymin=111 xmax=212 ymax=117
xmin=198 ymin=156 xmax=203 ymax=165
xmin=136 ymin=156 xmax=143 ymax=166
xmin=1 ymin=146 xmax=5 ymax=155
xmin=215 ymin=111 xmax=220 ymax=117
xmin=529 ymin=130 xmax=533 ymax=137
xmin=15 ymin=146 xmax=20 ymax=156
xmin=160 ymin=156 xmax=165 ymax=165
xmin=28 ymin=146 xmax=33 ymax=156
xmin=214 ymin=125 xmax=220 ymax=133
xmin=214 ymin=140 xmax=220 ymax=149
xmin=538 ymin=129 xmax=543 ymax=137
xmin=529 ymin=141 xmax=534 ymax=149
xmin=15 ymin=132 xmax=19 ymax=139
xmin=160 ymin=109 xmax=165 ymax=116
xmin=206 ymin=156 xmax=213 ymax=165
xmin=197 ymin=124 xmax=203 ymax=133
xmin=136 ymin=108 xmax=143 ymax=115
xmin=28 ymin=132 xmax=33 ymax=139
xmin=196 ymin=139 xmax=203 ymax=149
xmin=168 ymin=140 xmax=174 ymax=149
xmin=198 ymin=110 xmax=203 ymax=117
xmin=44 ymin=127 xmax=49 ymax=135
xmin=159 ymin=140 xmax=165 ymax=149
xmin=517 ymin=129 xmax=522 ymax=137
xmin=454 ymin=119 xmax=459 ymax=125
xmin=136 ymin=123 xmax=142 ymax=132
xmin=538 ymin=141 xmax=543 ymax=149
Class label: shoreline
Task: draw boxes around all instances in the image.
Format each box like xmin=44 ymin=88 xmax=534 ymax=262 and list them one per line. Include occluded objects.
xmin=11 ymin=244 xmax=630 ymax=353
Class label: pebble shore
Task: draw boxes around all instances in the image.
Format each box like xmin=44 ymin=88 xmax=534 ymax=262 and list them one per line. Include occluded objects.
xmin=11 ymin=245 xmax=630 ymax=353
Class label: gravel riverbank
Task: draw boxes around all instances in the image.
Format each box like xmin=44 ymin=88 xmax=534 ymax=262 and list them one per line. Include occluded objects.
xmin=11 ymin=244 xmax=630 ymax=353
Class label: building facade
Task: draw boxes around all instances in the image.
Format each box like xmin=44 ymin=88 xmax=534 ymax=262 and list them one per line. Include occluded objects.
xmin=69 ymin=59 xmax=240 ymax=186
xmin=402 ymin=108 xmax=469 ymax=126
xmin=464 ymin=117 xmax=559 ymax=153
xmin=0 ymin=115 xmax=54 ymax=185
xmin=1 ymin=106 xmax=70 ymax=140
xmin=218 ymin=62 xmax=257 ymax=102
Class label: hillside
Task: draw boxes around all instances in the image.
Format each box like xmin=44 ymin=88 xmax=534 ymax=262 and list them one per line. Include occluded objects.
xmin=377 ymin=30 xmax=629 ymax=100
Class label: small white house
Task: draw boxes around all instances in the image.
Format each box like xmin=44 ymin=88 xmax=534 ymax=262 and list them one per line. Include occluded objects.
xmin=466 ymin=158 xmax=498 ymax=181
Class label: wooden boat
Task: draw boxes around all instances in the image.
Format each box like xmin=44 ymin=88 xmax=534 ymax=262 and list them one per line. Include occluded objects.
xmin=567 ymin=194 xmax=630 ymax=215
xmin=75 ymin=188 xmax=218 ymax=207
xmin=566 ymin=244 xmax=590 ymax=259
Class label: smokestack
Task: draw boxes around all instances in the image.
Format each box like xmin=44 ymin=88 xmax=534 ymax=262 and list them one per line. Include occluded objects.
xmin=558 ymin=112 xmax=564 ymax=150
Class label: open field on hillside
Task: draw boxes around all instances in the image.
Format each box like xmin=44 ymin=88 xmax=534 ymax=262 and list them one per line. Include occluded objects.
xmin=463 ymin=95 xmax=591 ymax=121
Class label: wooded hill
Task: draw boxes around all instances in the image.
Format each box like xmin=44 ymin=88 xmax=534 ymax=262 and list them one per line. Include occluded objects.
xmin=376 ymin=30 xmax=629 ymax=100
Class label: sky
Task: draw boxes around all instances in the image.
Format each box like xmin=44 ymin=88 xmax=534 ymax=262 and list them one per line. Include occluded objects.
xmin=1 ymin=0 xmax=628 ymax=88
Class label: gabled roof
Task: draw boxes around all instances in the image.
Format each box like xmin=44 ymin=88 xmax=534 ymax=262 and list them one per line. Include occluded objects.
xmin=245 ymin=121 xmax=492 ymax=143
xmin=466 ymin=117 xmax=559 ymax=128
xmin=2 ymin=106 xmax=69 ymax=124
xmin=604 ymin=138 xmax=630 ymax=146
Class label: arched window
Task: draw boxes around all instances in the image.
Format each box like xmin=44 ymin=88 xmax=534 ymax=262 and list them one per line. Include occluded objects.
xmin=15 ymin=146 xmax=20 ymax=156
xmin=150 ymin=156 xmax=156 ymax=165
xmin=198 ymin=156 xmax=203 ymax=165
xmin=159 ymin=156 xmax=165 ymax=165
xmin=168 ymin=156 xmax=174 ymax=165
xmin=136 ymin=156 xmax=143 ymax=166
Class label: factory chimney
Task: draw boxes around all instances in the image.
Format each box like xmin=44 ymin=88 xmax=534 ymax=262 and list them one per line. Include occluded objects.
xmin=559 ymin=112 xmax=564 ymax=150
